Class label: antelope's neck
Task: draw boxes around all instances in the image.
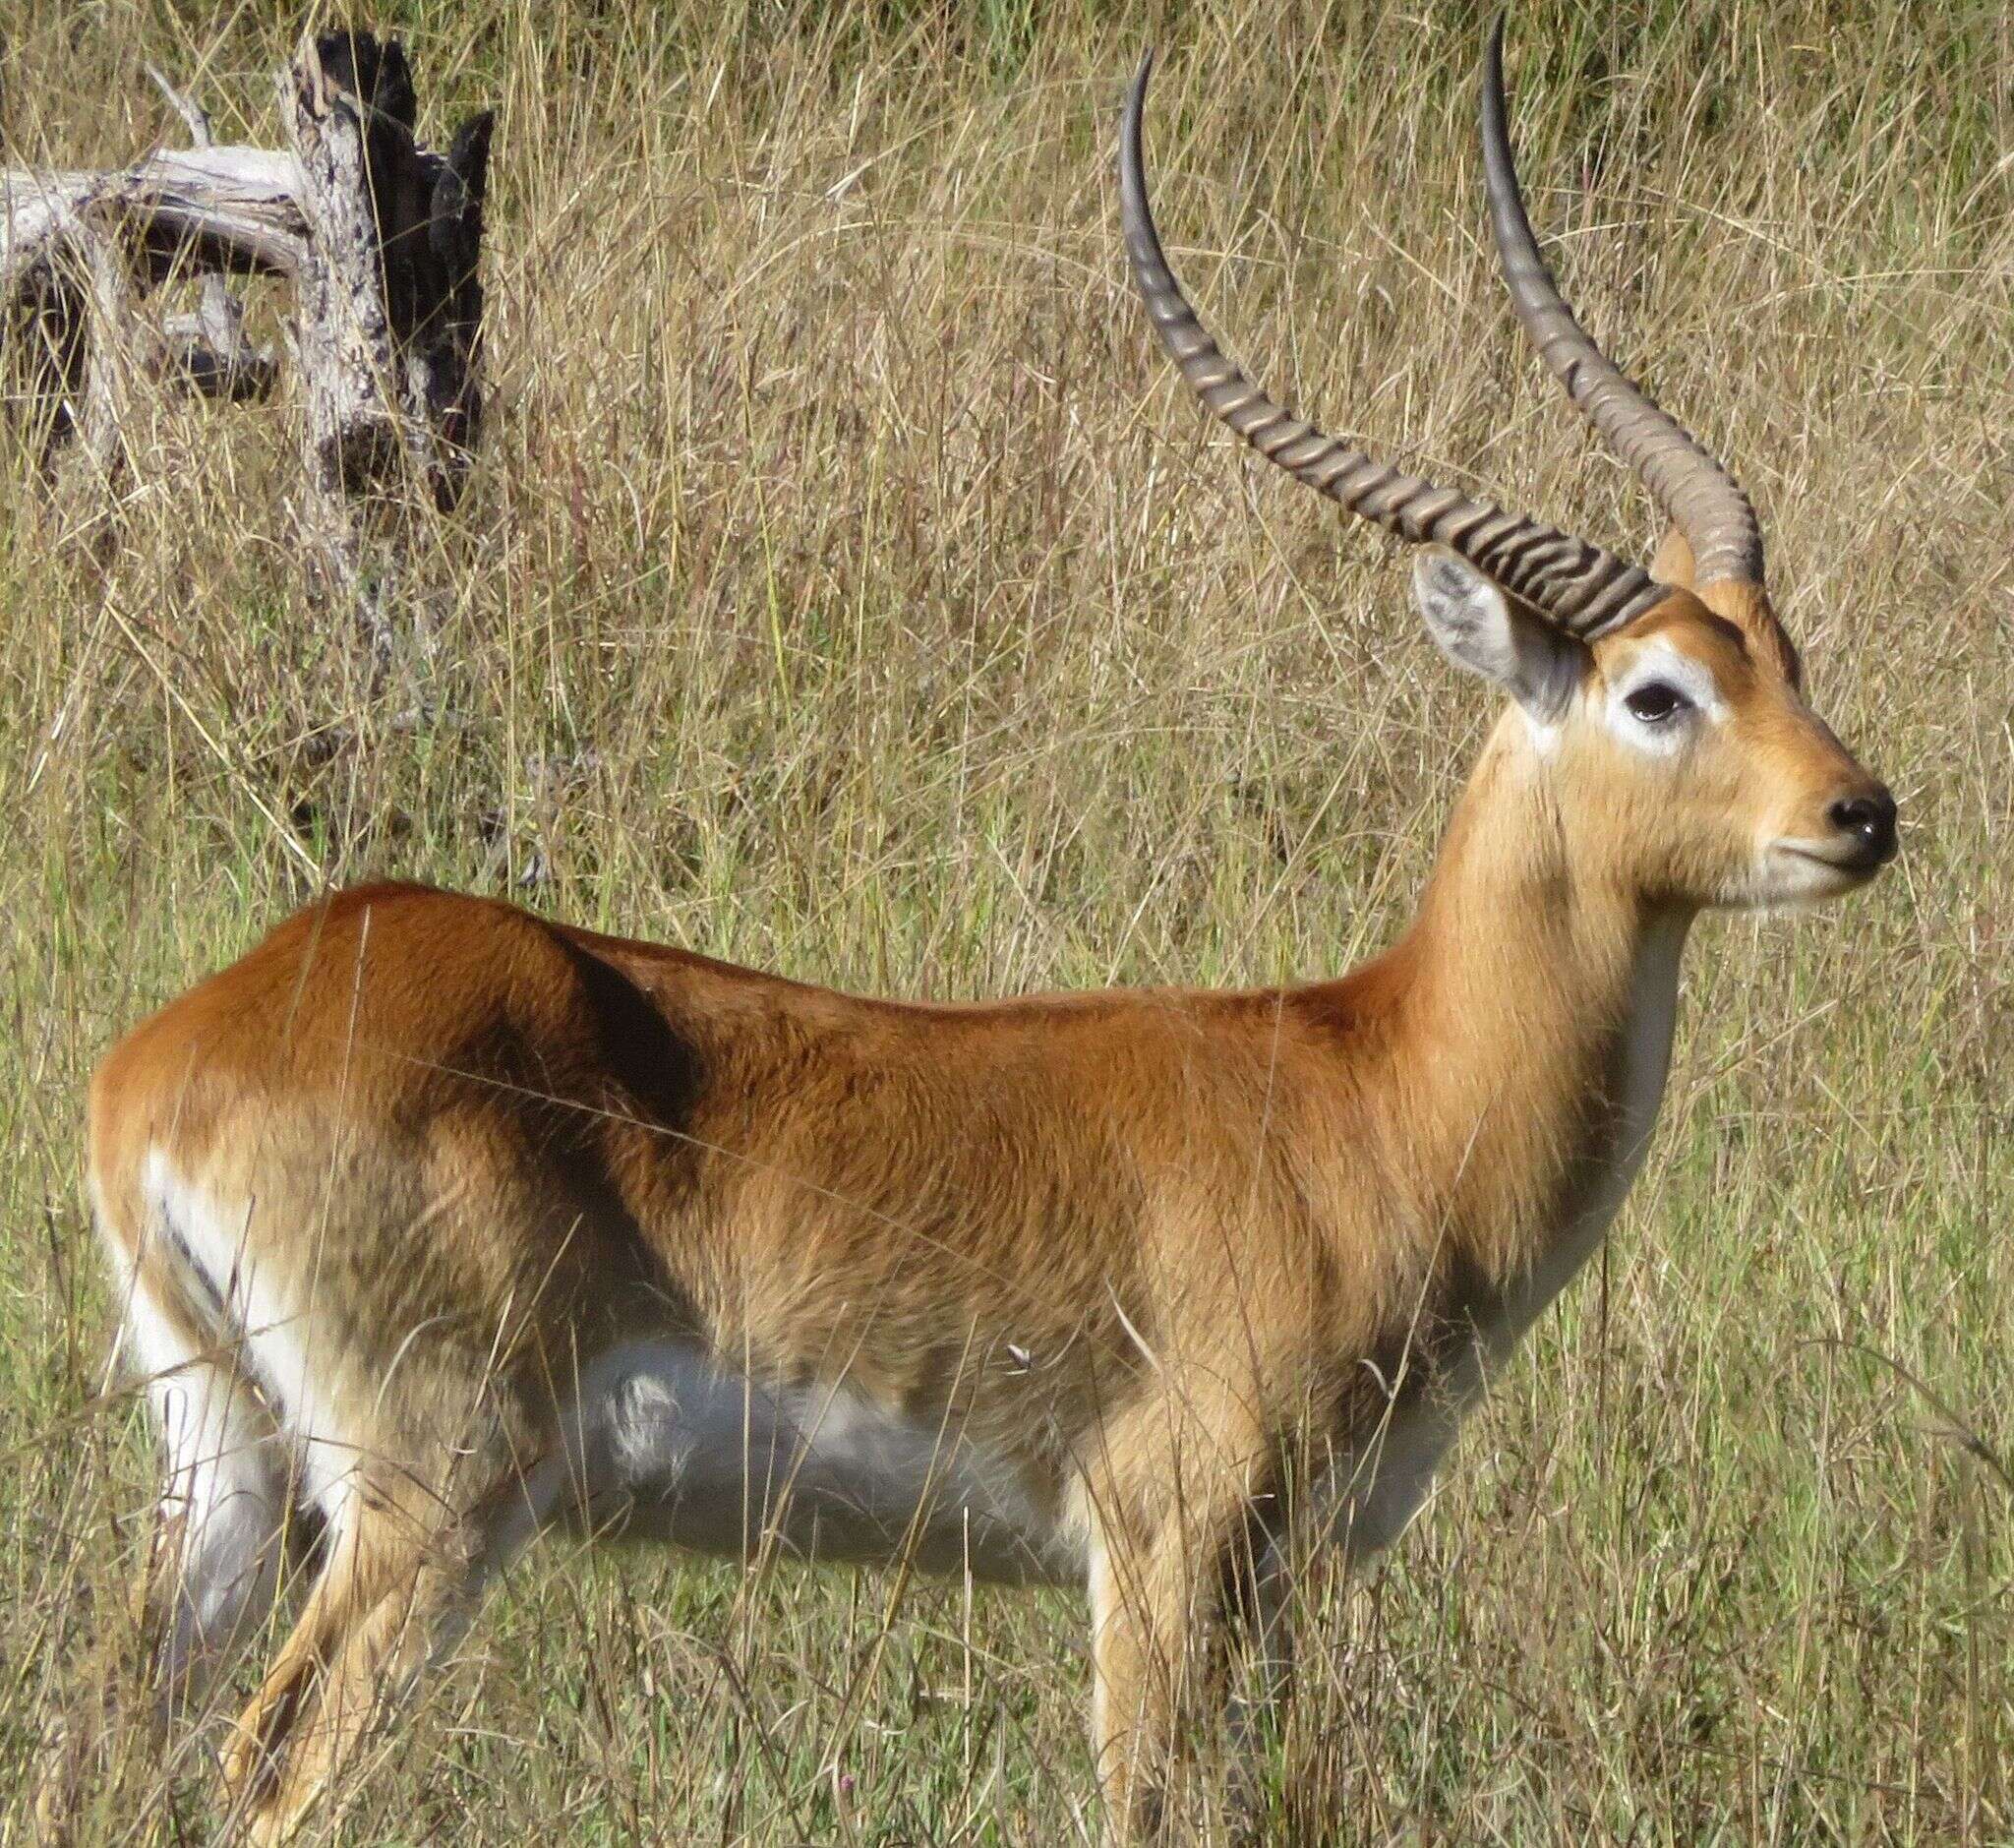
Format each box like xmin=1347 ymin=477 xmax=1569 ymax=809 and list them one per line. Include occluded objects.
xmin=1360 ymin=725 xmax=1693 ymax=1334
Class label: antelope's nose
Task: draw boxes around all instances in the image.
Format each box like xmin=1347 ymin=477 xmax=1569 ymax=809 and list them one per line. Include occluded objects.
xmin=1828 ymin=790 xmax=1898 ymax=867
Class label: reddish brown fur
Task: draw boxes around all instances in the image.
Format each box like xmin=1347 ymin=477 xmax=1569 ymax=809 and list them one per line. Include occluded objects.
xmin=83 ymin=547 xmax=1891 ymax=1838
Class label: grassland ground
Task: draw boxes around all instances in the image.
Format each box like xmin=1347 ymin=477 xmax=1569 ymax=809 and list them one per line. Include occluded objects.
xmin=0 ymin=0 xmax=2007 ymax=1840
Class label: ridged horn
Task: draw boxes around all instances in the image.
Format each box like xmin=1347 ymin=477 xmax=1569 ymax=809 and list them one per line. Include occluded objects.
xmin=1481 ymin=15 xmax=1763 ymax=588
xmin=1120 ymin=52 xmax=1664 ymax=637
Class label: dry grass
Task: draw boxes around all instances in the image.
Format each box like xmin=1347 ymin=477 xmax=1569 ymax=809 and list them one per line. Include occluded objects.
xmin=1 ymin=0 xmax=2008 ymax=1840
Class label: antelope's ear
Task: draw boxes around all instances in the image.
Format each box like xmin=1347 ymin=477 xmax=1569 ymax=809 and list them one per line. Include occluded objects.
xmin=1411 ymin=548 xmax=1586 ymax=724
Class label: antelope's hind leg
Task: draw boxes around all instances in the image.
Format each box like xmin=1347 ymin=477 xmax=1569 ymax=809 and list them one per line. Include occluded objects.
xmin=112 ymin=1267 xmax=296 ymax=1720
xmin=35 ymin=1289 xmax=295 ymax=1842
xmin=215 ymin=1349 xmax=716 ymax=1843
xmin=217 ymin=1428 xmax=531 ymax=1847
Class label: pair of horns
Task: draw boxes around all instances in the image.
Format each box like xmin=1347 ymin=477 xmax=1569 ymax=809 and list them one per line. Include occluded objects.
xmin=1119 ymin=18 xmax=1763 ymax=637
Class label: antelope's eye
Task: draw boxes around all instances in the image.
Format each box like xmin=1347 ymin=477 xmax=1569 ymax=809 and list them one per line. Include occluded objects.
xmin=1625 ymin=682 xmax=1688 ymax=724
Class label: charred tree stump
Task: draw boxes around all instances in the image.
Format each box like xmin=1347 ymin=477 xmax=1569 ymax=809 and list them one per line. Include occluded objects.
xmin=286 ymin=32 xmax=491 ymax=515
xmin=0 ymin=28 xmax=494 ymax=651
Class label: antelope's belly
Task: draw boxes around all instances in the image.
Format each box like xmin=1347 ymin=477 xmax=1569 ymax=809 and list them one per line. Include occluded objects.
xmin=559 ymin=1339 xmax=1084 ymax=1587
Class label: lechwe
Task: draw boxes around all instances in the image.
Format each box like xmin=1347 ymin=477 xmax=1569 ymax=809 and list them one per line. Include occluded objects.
xmin=79 ymin=20 xmax=1895 ymax=1843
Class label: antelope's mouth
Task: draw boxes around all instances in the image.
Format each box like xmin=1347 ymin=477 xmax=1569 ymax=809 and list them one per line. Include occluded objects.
xmin=1766 ymin=840 xmax=1891 ymax=899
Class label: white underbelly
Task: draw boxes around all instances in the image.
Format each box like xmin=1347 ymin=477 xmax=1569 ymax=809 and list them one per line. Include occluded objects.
xmin=529 ymin=1340 xmax=1085 ymax=1588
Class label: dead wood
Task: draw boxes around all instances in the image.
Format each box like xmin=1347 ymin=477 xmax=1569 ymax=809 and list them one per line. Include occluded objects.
xmin=0 ymin=28 xmax=494 ymax=644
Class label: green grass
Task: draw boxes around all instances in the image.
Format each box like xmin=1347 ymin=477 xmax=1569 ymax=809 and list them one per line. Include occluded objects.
xmin=1 ymin=0 xmax=2008 ymax=1839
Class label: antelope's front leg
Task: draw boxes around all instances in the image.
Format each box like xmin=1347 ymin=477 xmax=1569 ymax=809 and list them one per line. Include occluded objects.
xmin=1089 ymin=1516 xmax=1294 ymax=1842
xmin=1084 ymin=1402 xmax=1282 ymax=1843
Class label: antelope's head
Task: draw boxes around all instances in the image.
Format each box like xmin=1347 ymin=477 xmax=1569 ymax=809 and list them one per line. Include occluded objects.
xmin=1121 ymin=22 xmax=1896 ymax=914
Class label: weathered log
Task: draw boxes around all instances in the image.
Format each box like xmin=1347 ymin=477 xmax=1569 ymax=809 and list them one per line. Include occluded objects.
xmin=144 ymin=65 xmax=280 ymax=403
xmin=0 ymin=151 xmax=307 ymax=292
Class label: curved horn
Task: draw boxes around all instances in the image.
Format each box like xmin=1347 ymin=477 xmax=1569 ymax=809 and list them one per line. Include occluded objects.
xmin=1121 ymin=53 xmax=1663 ymax=637
xmin=1480 ymin=16 xmax=1763 ymax=588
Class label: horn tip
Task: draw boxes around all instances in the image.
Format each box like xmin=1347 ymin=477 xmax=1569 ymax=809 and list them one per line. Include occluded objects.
xmin=1120 ymin=50 xmax=1155 ymax=219
xmin=1480 ymin=14 xmax=1512 ymax=158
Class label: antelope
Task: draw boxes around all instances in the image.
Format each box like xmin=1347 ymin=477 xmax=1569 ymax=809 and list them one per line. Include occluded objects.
xmin=78 ymin=20 xmax=1895 ymax=1843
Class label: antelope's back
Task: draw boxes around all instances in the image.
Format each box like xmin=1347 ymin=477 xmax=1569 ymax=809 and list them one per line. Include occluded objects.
xmin=88 ymin=884 xmax=1371 ymax=1436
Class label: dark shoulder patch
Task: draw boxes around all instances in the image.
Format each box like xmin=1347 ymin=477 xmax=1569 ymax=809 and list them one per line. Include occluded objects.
xmin=550 ymin=929 xmax=709 ymax=1133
